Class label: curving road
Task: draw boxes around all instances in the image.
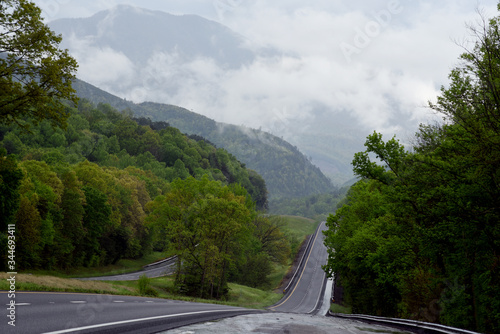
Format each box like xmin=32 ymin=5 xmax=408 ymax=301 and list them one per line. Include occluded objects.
xmin=0 ymin=291 xmax=261 ymax=333
xmin=1 ymin=222 xmax=331 ymax=333
xmin=268 ymin=221 xmax=329 ymax=314
xmin=77 ymin=257 xmax=177 ymax=281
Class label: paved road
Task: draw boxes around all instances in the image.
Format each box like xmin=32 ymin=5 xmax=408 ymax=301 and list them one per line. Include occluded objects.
xmin=268 ymin=221 xmax=329 ymax=314
xmin=78 ymin=257 xmax=177 ymax=281
xmin=0 ymin=291 xmax=261 ymax=334
xmin=0 ymin=222 xmax=330 ymax=333
xmin=164 ymin=312 xmax=414 ymax=334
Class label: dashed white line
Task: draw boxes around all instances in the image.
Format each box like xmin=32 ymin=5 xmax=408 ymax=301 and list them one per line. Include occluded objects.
xmin=69 ymin=301 xmax=86 ymax=304
xmin=41 ymin=308 xmax=249 ymax=334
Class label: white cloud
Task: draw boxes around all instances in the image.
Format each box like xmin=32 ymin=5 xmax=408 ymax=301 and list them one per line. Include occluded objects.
xmin=115 ymin=49 xmax=440 ymax=140
xmin=34 ymin=0 xmax=500 ymax=140
xmin=65 ymin=35 xmax=136 ymax=93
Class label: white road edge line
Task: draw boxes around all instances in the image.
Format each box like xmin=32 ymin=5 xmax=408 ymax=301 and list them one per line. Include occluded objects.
xmin=41 ymin=308 xmax=248 ymax=334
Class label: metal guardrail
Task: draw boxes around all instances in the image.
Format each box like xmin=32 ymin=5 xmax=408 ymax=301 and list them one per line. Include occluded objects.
xmin=328 ymin=312 xmax=482 ymax=334
xmin=142 ymin=255 xmax=178 ymax=269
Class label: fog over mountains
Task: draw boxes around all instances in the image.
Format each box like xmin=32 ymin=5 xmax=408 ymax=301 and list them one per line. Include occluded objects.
xmin=49 ymin=4 xmax=433 ymax=184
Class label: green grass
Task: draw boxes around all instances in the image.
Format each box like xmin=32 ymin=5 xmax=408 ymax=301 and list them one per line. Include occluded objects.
xmin=268 ymin=263 xmax=289 ymax=291
xmin=330 ymin=303 xmax=352 ymax=314
xmin=0 ymin=272 xmax=136 ymax=295
xmin=281 ymin=215 xmax=320 ymax=264
xmin=281 ymin=215 xmax=319 ymax=237
xmin=227 ymin=283 xmax=282 ymax=309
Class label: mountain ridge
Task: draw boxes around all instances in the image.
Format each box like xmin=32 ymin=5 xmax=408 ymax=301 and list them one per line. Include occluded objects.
xmin=49 ymin=5 xmax=255 ymax=68
xmin=50 ymin=5 xmax=366 ymax=185
xmin=73 ymin=78 xmax=336 ymax=199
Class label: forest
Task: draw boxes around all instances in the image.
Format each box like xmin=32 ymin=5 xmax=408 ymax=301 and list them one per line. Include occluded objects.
xmin=0 ymin=0 xmax=302 ymax=301
xmin=2 ymin=0 xmax=499 ymax=328
xmin=323 ymin=9 xmax=500 ymax=334
xmin=269 ymin=192 xmax=346 ymax=220
xmin=0 ymin=98 xmax=296 ymax=298
xmin=72 ymin=78 xmax=335 ymax=200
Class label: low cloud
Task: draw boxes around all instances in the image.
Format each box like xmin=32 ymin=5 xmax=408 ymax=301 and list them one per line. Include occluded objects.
xmin=42 ymin=0 xmax=499 ymax=142
xmin=66 ymin=35 xmax=136 ymax=93
xmin=107 ymin=50 xmax=440 ymax=140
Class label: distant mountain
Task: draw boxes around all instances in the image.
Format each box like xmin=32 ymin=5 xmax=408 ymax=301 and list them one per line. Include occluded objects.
xmin=274 ymin=106 xmax=366 ymax=183
xmin=50 ymin=5 xmax=366 ymax=185
xmin=73 ymin=79 xmax=336 ymax=199
xmin=49 ymin=5 xmax=254 ymax=68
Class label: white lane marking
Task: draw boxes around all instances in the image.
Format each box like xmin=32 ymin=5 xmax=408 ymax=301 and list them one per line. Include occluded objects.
xmin=42 ymin=308 xmax=250 ymax=334
xmin=69 ymin=301 xmax=86 ymax=304
xmin=9 ymin=303 xmax=31 ymax=306
xmin=113 ymin=301 xmax=125 ymax=303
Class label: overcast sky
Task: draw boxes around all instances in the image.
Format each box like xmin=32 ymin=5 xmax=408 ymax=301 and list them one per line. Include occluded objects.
xmin=33 ymin=0 xmax=500 ymax=138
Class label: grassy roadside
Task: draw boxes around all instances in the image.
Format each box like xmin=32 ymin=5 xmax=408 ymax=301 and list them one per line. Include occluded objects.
xmin=281 ymin=215 xmax=319 ymax=237
xmin=0 ymin=272 xmax=135 ymax=295
xmin=0 ymin=273 xmax=282 ymax=309
xmin=330 ymin=303 xmax=352 ymax=314
xmin=25 ymin=251 xmax=173 ymax=279
xmin=0 ymin=215 xmax=319 ymax=309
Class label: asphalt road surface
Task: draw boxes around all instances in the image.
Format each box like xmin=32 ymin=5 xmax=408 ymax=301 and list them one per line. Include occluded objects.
xmin=268 ymin=221 xmax=329 ymax=314
xmin=0 ymin=291 xmax=262 ymax=334
xmin=164 ymin=312 xmax=414 ymax=334
xmin=1 ymin=222 xmax=331 ymax=333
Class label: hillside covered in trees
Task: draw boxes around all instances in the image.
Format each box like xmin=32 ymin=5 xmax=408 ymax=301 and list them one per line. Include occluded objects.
xmin=0 ymin=0 xmax=320 ymax=301
xmin=73 ymin=79 xmax=336 ymax=199
xmin=323 ymin=9 xmax=500 ymax=334
xmin=0 ymin=98 xmax=300 ymax=299
xmin=0 ymin=98 xmax=271 ymax=266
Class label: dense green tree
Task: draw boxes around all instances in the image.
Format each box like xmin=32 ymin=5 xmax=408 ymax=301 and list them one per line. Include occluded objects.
xmin=0 ymin=0 xmax=78 ymax=130
xmin=1 ymin=132 xmax=25 ymax=155
xmin=15 ymin=195 xmax=42 ymax=268
xmin=0 ymin=97 xmax=270 ymax=271
xmin=146 ymin=176 xmax=253 ymax=299
xmin=0 ymin=150 xmax=23 ymax=271
xmin=81 ymin=186 xmax=112 ymax=266
xmin=235 ymin=252 xmax=273 ymax=289
xmin=59 ymin=170 xmax=86 ymax=265
xmin=269 ymin=192 xmax=342 ymax=219
xmin=1 ymin=100 xmax=269 ymax=209
xmin=324 ymin=8 xmax=500 ymax=333
xmin=252 ymin=216 xmax=290 ymax=265
xmin=324 ymin=180 xmax=415 ymax=316
xmin=248 ymin=169 xmax=268 ymax=211
xmin=0 ymin=149 xmax=23 ymax=232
